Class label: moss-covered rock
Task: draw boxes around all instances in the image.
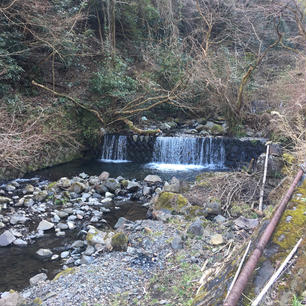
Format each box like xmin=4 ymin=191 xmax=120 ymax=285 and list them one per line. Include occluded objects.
xmin=154 ymin=192 xmax=188 ymax=213
xmin=111 ymin=232 xmax=128 ymax=251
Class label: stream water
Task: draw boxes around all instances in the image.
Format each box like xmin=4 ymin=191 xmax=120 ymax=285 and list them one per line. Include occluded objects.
xmin=1 ymin=135 xmax=264 ymax=293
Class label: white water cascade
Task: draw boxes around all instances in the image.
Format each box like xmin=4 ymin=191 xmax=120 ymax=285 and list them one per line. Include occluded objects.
xmin=149 ymin=136 xmax=225 ymax=170
xmin=101 ymin=135 xmax=129 ymax=162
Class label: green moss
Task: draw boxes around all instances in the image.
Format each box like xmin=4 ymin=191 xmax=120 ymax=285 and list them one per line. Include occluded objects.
xmin=121 ymin=180 xmax=129 ymax=188
xmin=272 ymin=180 xmax=306 ymax=251
xmin=53 ymin=267 xmax=76 ymax=281
xmin=47 ymin=181 xmax=57 ymax=189
xmin=184 ymin=205 xmax=207 ymax=219
xmin=210 ymin=124 xmax=225 ymax=135
xmin=230 ymin=202 xmax=257 ymax=218
xmin=33 ymin=297 xmax=43 ymax=305
xmin=155 ymin=192 xmax=188 ymax=213
xmin=111 ymin=232 xmax=128 ymax=251
xmin=282 ymin=153 xmax=296 ymax=165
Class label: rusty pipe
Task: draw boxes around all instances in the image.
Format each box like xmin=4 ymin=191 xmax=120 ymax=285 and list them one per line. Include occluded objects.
xmin=224 ymin=166 xmax=305 ymax=306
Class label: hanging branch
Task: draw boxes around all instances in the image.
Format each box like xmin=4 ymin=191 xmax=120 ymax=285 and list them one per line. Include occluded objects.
xmin=32 ymin=80 xmax=105 ymax=125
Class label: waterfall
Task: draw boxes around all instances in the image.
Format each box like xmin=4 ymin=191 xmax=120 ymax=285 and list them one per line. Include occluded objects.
xmin=151 ymin=136 xmax=225 ymax=168
xmin=101 ymin=135 xmax=129 ymax=162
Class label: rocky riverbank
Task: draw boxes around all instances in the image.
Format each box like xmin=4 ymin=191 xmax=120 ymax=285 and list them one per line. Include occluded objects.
xmin=0 ymin=170 xmax=263 ymax=306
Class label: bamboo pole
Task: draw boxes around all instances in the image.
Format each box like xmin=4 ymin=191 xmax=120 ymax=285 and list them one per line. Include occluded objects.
xmin=258 ymin=144 xmax=270 ymax=212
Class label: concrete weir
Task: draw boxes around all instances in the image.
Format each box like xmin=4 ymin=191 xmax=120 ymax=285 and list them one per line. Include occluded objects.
xmin=100 ymin=134 xmax=266 ymax=169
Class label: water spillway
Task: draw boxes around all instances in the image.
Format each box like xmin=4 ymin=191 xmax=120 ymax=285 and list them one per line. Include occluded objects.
xmin=151 ymin=136 xmax=225 ymax=168
xmin=100 ymin=134 xmax=265 ymax=170
xmin=101 ymin=135 xmax=129 ymax=162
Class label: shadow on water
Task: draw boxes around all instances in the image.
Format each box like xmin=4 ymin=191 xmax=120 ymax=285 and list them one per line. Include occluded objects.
xmin=0 ymin=201 xmax=147 ymax=293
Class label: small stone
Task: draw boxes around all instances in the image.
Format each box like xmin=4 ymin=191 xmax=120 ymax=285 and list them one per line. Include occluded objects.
xmin=80 ymin=255 xmax=94 ymax=265
xmin=214 ymin=215 xmax=227 ymax=224
xmin=210 ymin=234 xmax=224 ymax=245
xmin=60 ymin=251 xmax=70 ymax=259
xmin=143 ymin=186 xmax=151 ymax=196
xmin=234 ymin=216 xmax=259 ymax=230
xmin=56 ymin=231 xmax=65 ymax=237
xmin=84 ymin=245 xmax=95 ymax=256
xmin=79 ymin=172 xmax=88 ymax=179
xmin=67 ymin=221 xmax=76 ymax=230
xmin=57 ymin=223 xmax=68 ymax=230
xmin=69 ymin=182 xmax=87 ymax=194
xmin=111 ymin=232 xmax=128 ymax=251
xmin=0 ymin=230 xmax=16 ymax=246
xmin=51 ymin=254 xmax=59 ymax=260
xmin=286 ymin=215 xmax=292 ymax=222
xmin=23 ymin=198 xmax=34 ymax=207
xmin=171 ymin=235 xmax=183 ymax=250
xmin=105 ymin=192 xmax=114 ymax=198
xmin=37 ymin=220 xmax=54 ymax=231
xmin=29 ymin=273 xmax=47 ymax=286
xmin=36 ymin=248 xmax=53 ymax=257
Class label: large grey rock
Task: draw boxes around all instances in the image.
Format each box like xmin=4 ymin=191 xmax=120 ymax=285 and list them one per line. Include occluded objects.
xmin=58 ymin=177 xmax=71 ymax=189
xmin=34 ymin=190 xmax=48 ymax=202
xmin=84 ymin=245 xmax=95 ymax=256
xmin=143 ymin=186 xmax=151 ymax=196
xmin=114 ymin=217 xmax=132 ymax=229
xmin=29 ymin=273 xmax=47 ymax=286
xmin=187 ymin=220 xmax=204 ymax=236
xmin=105 ymin=179 xmax=120 ymax=192
xmin=10 ymin=214 xmax=29 ymax=225
xmin=37 ymin=220 xmax=54 ymax=231
xmin=71 ymin=240 xmax=85 ymax=249
xmin=126 ymin=181 xmax=141 ymax=192
xmin=95 ymin=184 xmax=108 ymax=195
xmin=144 ymin=175 xmax=162 ymax=184
xmin=69 ymin=182 xmax=87 ymax=194
xmin=36 ymin=248 xmax=53 ymax=257
xmin=0 ymin=230 xmax=16 ymax=246
xmin=80 ymin=255 xmax=94 ymax=265
xmin=60 ymin=251 xmax=70 ymax=259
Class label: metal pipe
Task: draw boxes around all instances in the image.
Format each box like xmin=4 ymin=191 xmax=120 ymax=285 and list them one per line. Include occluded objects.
xmin=224 ymin=166 xmax=305 ymax=306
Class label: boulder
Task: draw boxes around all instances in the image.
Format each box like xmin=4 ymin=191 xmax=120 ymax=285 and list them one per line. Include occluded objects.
xmin=105 ymin=179 xmax=120 ymax=192
xmin=163 ymin=177 xmax=180 ymax=193
xmin=69 ymin=182 xmax=87 ymax=194
xmin=234 ymin=216 xmax=259 ymax=230
xmin=0 ymin=230 xmax=16 ymax=246
xmin=95 ymin=184 xmax=108 ymax=195
xmin=37 ymin=220 xmax=54 ymax=231
xmin=34 ymin=190 xmax=48 ymax=202
xmin=57 ymin=177 xmax=71 ymax=189
xmin=99 ymin=171 xmax=110 ymax=181
xmin=111 ymin=232 xmax=128 ymax=251
xmin=187 ymin=220 xmax=204 ymax=236
xmin=126 ymin=181 xmax=141 ymax=192
xmin=86 ymin=226 xmax=107 ymax=245
xmin=29 ymin=273 xmax=47 ymax=286
xmin=6 ymin=184 xmax=16 ymax=192
xmin=144 ymin=175 xmax=162 ymax=184
xmin=154 ymin=192 xmax=188 ymax=213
